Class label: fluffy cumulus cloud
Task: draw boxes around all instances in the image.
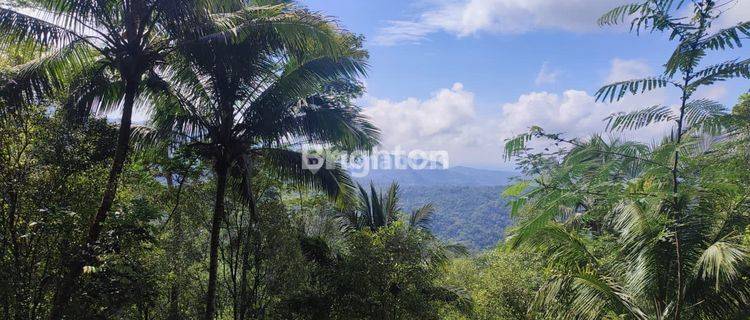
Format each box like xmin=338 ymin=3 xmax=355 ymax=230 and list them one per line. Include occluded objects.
xmin=362 ymin=59 xmax=677 ymax=168
xmin=375 ymin=0 xmax=628 ymax=45
xmin=363 ymin=83 xmax=478 ymax=148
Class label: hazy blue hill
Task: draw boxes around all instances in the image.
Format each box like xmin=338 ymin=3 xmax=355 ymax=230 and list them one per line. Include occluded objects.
xmin=356 ymin=166 xmax=514 ymax=187
xmin=355 ymin=166 xmax=515 ymax=250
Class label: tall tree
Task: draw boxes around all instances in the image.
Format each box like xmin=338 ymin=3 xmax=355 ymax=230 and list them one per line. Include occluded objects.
xmin=139 ymin=3 xmax=379 ymax=317
xmin=0 ymin=1 xmax=205 ymax=317
xmin=504 ymin=1 xmax=750 ymax=319
xmin=597 ymin=2 xmax=750 ymax=317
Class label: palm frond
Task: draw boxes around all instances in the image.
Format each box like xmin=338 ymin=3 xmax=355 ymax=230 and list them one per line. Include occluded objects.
xmin=569 ymin=272 xmax=650 ymax=320
xmin=383 ymin=182 xmax=400 ymax=223
xmin=62 ymin=60 xmax=123 ymax=120
xmin=0 ymin=6 xmax=77 ymax=50
xmin=247 ymin=98 xmax=379 ymax=153
xmin=369 ymin=183 xmax=385 ymax=228
xmin=509 ymin=220 xmax=597 ymax=270
xmin=408 ymin=204 xmax=434 ymax=230
xmin=696 ymin=236 xmax=749 ymax=291
xmin=202 ymin=4 xmax=340 ymax=58
xmin=259 ymin=148 xmax=354 ymax=201
xmin=251 ymin=53 xmax=368 ymax=109
xmin=356 ymin=183 xmax=373 ymax=229
xmin=0 ymin=39 xmax=98 ymax=106
xmin=26 ymin=0 xmax=104 ymax=20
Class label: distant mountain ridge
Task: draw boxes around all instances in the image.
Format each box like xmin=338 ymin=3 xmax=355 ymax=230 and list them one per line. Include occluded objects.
xmin=354 ymin=166 xmax=515 ymax=187
xmin=353 ymin=166 xmax=516 ymax=250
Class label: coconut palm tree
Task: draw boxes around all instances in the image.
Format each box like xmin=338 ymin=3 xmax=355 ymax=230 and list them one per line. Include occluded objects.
xmin=0 ymin=0 xmax=205 ymax=316
xmin=139 ymin=4 xmax=378 ymax=317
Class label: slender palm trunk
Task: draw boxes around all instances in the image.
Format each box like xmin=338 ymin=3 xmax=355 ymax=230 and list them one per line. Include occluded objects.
xmin=238 ymin=187 xmax=261 ymax=320
xmin=205 ymin=161 xmax=229 ymax=320
xmin=237 ymin=155 xmax=262 ymax=320
xmin=88 ymin=80 xmax=138 ymax=244
xmin=48 ymin=80 xmax=139 ymax=320
xmin=166 ymin=173 xmax=183 ymax=320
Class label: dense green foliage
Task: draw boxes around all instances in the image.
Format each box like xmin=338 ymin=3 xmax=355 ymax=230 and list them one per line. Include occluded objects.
xmin=504 ymin=1 xmax=750 ymax=319
xmin=439 ymin=248 xmax=549 ymax=320
xmin=0 ymin=0 xmax=748 ymax=319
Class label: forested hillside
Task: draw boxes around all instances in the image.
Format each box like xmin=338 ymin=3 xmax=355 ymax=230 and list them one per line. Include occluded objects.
xmin=1 ymin=0 xmax=749 ymax=319
xmin=395 ymin=185 xmax=510 ymax=250
xmin=358 ymin=166 xmax=514 ymax=250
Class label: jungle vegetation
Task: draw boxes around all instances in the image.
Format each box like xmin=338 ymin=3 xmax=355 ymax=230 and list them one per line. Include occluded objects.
xmin=0 ymin=0 xmax=748 ymax=319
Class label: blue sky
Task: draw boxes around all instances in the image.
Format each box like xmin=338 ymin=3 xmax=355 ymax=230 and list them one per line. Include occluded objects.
xmin=300 ymin=0 xmax=750 ymax=169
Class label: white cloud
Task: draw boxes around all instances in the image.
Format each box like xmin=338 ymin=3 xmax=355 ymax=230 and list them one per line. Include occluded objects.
xmin=375 ymin=20 xmax=436 ymax=46
xmin=375 ymin=0 xmax=750 ymax=45
xmin=364 ymin=83 xmax=476 ymax=145
xmin=714 ymin=0 xmax=750 ymax=29
xmin=535 ymin=62 xmax=561 ymax=86
xmin=605 ymin=58 xmax=653 ymax=83
xmin=375 ymin=0 xmax=628 ymax=45
xmin=363 ymin=59 xmax=674 ymax=168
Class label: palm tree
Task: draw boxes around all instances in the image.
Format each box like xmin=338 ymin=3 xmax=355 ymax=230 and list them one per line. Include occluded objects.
xmin=343 ymin=182 xmax=468 ymax=260
xmin=139 ymin=4 xmax=379 ymax=318
xmin=334 ymin=182 xmax=471 ymax=315
xmin=344 ymin=182 xmax=436 ymax=232
xmin=0 ymin=0 xmax=205 ymax=316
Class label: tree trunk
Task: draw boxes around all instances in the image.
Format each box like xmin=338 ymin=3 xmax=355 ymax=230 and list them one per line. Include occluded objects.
xmin=672 ymin=71 xmax=692 ymax=320
xmin=166 ymin=172 xmax=183 ymax=320
xmin=48 ymin=80 xmax=139 ymax=320
xmin=237 ymin=154 xmax=264 ymax=320
xmin=205 ymin=161 xmax=229 ymax=320
xmin=238 ymin=187 xmax=260 ymax=320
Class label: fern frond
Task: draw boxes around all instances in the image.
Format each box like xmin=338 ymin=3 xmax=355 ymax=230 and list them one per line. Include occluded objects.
xmin=503 ymin=126 xmax=544 ymax=160
xmin=701 ymin=21 xmax=750 ymax=51
xmin=605 ymin=105 xmax=676 ymax=132
xmin=689 ymin=59 xmax=750 ymax=88
xmin=598 ymin=3 xmax=649 ymax=26
xmin=683 ymin=99 xmax=726 ymax=133
xmin=596 ymin=77 xmax=671 ymax=103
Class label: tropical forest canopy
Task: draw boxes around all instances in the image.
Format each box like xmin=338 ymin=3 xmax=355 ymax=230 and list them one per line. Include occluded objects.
xmin=0 ymin=0 xmax=749 ymax=319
